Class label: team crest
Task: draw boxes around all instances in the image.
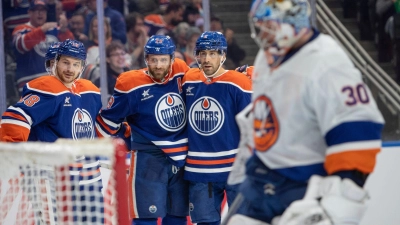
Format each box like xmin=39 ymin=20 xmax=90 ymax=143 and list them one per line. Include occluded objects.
xmin=72 ymin=108 xmax=95 ymax=139
xmin=155 ymin=93 xmax=186 ymax=132
xmin=188 ymin=97 xmax=224 ymax=136
xmin=253 ymin=95 xmax=279 ymax=151
xmin=34 ymin=35 xmax=58 ymax=57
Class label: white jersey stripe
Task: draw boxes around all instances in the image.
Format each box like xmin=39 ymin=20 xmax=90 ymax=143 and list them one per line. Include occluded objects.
xmin=152 ymin=138 xmax=188 ymax=146
xmin=185 ymin=166 xmax=232 ymax=173
xmin=0 ymin=119 xmax=31 ymax=130
xmin=188 ymin=149 xmax=238 ymax=157
xmin=8 ymin=106 xmax=33 ymax=125
xmin=327 ymin=140 xmax=381 ymax=155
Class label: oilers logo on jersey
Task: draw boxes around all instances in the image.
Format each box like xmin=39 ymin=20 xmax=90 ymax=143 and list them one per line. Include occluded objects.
xmin=72 ymin=108 xmax=95 ymax=139
xmin=155 ymin=93 xmax=186 ymax=132
xmin=253 ymin=95 xmax=279 ymax=151
xmin=188 ymin=96 xmax=225 ymax=136
xmin=34 ymin=34 xmax=58 ymax=57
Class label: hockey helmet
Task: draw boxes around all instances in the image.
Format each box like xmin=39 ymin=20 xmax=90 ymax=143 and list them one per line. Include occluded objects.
xmin=45 ymin=41 xmax=61 ymax=70
xmin=144 ymin=35 xmax=176 ymax=59
xmin=194 ymin=31 xmax=227 ymax=56
xmin=57 ymin=39 xmax=87 ymax=62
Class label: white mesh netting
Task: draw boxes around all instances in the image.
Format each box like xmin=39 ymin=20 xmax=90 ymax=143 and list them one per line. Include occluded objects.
xmin=0 ymin=138 xmax=128 ymax=225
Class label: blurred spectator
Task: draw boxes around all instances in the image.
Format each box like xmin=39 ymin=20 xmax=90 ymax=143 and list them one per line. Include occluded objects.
xmin=3 ymin=23 xmax=18 ymax=106
xmin=69 ymin=12 xmax=88 ymax=43
xmin=128 ymin=0 xmax=160 ymax=15
xmin=125 ymin=12 xmax=148 ymax=69
xmin=174 ymin=50 xmax=186 ymax=62
xmin=83 ymin=41 xmax=129 ymax=97
xmin=173 ymin=22 xmax=190 ymax=52
xmin=2 ymin=0 xmax=30 ymax=34
xmin=183 ymin=3 xmax=200 ymax=26
xmin=86 ymin=16 xmax=112 ymax=65
xmin=144 ymin=2 xmax=184 ymax=36
xmin=85 ymin=0 xmax=127 ymax=44
xmin=210 ymin=16 xmax=245 ymax=69
xmin=184 ymin=26 xmax=201 ymax=67
xmin=12 ymin=0 xmax=74 ymax=93
xmin=376 ymin=0 xmax=395 ymax=62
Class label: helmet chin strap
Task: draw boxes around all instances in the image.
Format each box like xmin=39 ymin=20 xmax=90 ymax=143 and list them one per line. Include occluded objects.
xmin=197 ymin=54 xmax=226 ymax=78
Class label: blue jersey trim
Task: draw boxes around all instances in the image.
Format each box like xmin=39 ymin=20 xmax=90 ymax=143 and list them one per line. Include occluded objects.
xmin=275 ymin=163 xmax=327 ymax=182
xmin=325 ymin=121 xmax=383 ymax=147
xmin=382 ymin=141 xmax=400 ymax=147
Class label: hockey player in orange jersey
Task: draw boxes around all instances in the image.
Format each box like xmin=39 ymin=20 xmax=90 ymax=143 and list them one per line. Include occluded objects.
xmin=182 ymin=31 xmax=252 ymax=225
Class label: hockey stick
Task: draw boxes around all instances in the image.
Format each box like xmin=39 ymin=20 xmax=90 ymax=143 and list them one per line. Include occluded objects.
xmin=221 ymin=193 xmax=244 ymax=225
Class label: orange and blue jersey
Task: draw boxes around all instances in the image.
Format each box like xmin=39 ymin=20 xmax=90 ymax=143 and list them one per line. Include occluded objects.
xmin=182 ymin=69 xmax=252 ymax=182
xmin=0 ymin=75 xmax=103 ymax=185
xmin=96 ymin=58 xmax=190 ymax=167
xmin=144 ymin=14 xmax=171 ymax=36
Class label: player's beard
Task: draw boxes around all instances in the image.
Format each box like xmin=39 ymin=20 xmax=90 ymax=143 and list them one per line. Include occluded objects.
xmin=56 ymin=67 xmax=79 ymax=86
xmin=201 ymin=62 xmax=219 ymax=77
xmin=148 ymin=66 xmax=170 ymax=81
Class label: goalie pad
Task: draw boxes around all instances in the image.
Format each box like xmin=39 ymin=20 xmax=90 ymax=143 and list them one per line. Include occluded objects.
xmin=277 ymin=175 xmax=369 ymax=225
xmin=227 ymin=103 xmax=254 ymax=185
xmin=227 ymin=214 xmax=270 ymax=225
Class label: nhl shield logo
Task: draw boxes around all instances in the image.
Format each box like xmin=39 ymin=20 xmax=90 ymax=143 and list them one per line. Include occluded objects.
xmin=149 ymin=205 xmax=157 ymax=213
xmin=155 ymin=93 xmax=186 ymax=132
xmin=188 ymin=96 xmax=224 ymax=136
xmin=253 ymin=95 xmax=279 ymax=151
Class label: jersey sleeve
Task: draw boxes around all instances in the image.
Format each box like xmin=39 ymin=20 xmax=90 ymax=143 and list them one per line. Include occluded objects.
xmin=309 ymin=62 xmax=384 ymax=175
xmin=0 ymin=88 xmax=57 ymax=142
xmin=95 ymin=75 xmax=137 ymax=138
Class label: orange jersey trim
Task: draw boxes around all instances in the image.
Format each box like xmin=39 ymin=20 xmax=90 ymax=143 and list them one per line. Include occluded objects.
xmin=325 ymin=148 xmax=380 ymax=174
xmin=0 ymin=123 xmax=30 ymax=142
xmin=2 ymin=112 xmax=29 ymax=123
xmin=187 ymin=158 xmax=235 ymax=165
xmin=162 ymin=146 xmax=188 ymax=153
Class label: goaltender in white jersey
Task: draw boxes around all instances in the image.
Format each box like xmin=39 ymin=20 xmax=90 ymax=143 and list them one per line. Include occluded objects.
xmin=226 ymin=0 xmax=385 ymax=225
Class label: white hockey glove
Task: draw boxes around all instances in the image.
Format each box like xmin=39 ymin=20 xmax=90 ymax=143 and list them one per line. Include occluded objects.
xmin=276 ymin=175 xmax=369 ymax=225
xmin=227 ymin=214 xmax=270 ymax=225
xmin=227 ymin=103 xmax=254 ymax=185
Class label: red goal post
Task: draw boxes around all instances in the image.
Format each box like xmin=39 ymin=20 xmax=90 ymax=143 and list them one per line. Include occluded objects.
xmin=0 ymin=138 xmax=129 ymax=225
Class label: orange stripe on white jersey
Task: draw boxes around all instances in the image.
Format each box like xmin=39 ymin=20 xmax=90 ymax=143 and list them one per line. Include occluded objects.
xmin=325 ymin=148 xmax=380 ymax=174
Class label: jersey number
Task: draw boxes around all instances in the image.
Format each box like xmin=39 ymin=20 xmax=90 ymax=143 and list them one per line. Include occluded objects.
xmin=342 ymin=84 xmax=370 ymax=106
xmin=23 ymin=95 xmax=40 ymax=107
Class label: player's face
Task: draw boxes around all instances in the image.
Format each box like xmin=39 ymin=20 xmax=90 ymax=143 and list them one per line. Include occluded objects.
xmin=146 ymin=55 xmax=172 ymax=80
xmin=56 ymin=56 xmax=83 ymax=87
xmin=257 ymin=20 xmax=279 ymax=46
xmin=29 ymin=7 xmax=47 ymax=27
xmin=198 ymin=50 xmax=224 ymax=76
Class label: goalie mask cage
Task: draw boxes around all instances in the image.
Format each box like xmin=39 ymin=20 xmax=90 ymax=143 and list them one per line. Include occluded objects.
xmin=0 ymin=138 xmax=129 ymax=225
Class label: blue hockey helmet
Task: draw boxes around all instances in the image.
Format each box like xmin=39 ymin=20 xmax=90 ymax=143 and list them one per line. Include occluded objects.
xmin=144 ymin=35 xmax=176 ymax=59
xmin=194 ymin=31 xmax=227 ymax=56
xmin=45 ymin=42 xmax=61 ymax=71
xmin=57 ymin=39 xmax=87 ymax=62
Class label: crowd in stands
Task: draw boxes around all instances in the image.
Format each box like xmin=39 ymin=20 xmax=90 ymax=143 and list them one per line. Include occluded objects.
xmin=2 ymin=0 xmax=246 ymax=106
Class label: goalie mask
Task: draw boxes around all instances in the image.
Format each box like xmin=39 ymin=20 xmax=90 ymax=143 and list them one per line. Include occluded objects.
xmin=249 ymin=0 xmax=311 ymax=49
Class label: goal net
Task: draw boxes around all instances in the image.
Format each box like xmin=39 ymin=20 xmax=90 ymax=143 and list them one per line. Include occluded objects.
xmin=0 ymin=138 xmax=129 ymax=225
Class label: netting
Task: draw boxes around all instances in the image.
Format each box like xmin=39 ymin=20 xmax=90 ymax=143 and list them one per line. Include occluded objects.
xmin=0 ymin=138 xmax=129 ymax=225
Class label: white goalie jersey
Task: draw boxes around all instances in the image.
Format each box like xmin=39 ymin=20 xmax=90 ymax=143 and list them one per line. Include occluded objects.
xmin=247 ymin=33 xmax=384 ymax=182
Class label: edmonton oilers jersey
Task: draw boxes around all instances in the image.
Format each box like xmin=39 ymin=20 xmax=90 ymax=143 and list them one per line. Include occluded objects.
xmin=1 ymin=75 xmax=103 ymax=185
xmin=183 ymin=68 xmax=252 ymax=182
xmin=96 ymin=58 xmax=190 ymax=167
